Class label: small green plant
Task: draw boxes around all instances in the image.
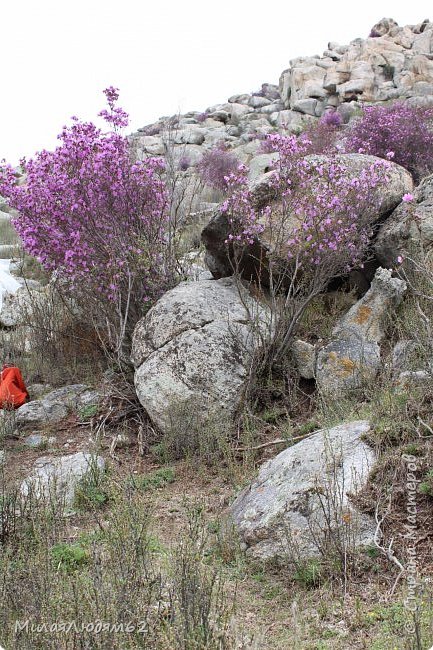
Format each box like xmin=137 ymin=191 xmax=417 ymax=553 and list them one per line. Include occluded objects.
xmin=207 ymin=520 xmax=220 ymax=535
xmin=51 ymin=542 xmax=89 ymax=573
xmin=419 ymin=469 xmax=433 ymax=497
xmin=74 ymin=462 xmax=109 ymax=511
xmin=146 ymin=535 xmax=168 ymax=555
xmin=129 ymin=467 xmax=176 ymax=491
xmin=297 ymin=420 xmax=320 ymax=437
xmin=366 ymin=387 xmax=416 ymax=448
xmin=78 ymin=403 xmax=99 ymax=420
xmin=293 ymin=558 xmax=324 ymax=588
xmin=259 ymin=406 xmax=287 ymax=424
xmin=404 ymin=443 xmax=423 ymax=457
xmin=251 ymin=570 xmax=266 ymax=584
xmin=364 ymin=545 xmax=381 ymax=559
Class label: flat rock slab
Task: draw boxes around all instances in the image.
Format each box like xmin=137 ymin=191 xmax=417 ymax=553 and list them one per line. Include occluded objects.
xmin=231 ymin=420 xmax=376 ymax=562
xmin=16 ymin=384 xmax=100 ymax=426
xmin=20 ymin=452 xmax=105 ymax=508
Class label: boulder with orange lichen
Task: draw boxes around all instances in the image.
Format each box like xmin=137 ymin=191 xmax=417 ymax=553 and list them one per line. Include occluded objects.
xmin=316 ymin=268 xmax=406 ymax=393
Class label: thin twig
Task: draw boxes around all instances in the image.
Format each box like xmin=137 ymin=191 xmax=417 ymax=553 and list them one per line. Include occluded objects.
xmin=373 ymin=500 xmax=405 ymax=596
xmin=235 ymin=429 xmax=316 ymax=452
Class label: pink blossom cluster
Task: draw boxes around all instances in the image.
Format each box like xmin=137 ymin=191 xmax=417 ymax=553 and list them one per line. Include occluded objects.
xmin=97 ymin=86 xmax=129 ymax=130
xmin=0 ymin=89 xmax=171 ymax=307
xmin=221 ymin=163 xmax=265 ymax=245
xmin=222 ymin=133 xmax=391 ymax=271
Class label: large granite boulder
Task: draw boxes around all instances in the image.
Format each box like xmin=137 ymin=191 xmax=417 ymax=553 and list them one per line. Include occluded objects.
xmin=131 ymin=278 xmax=271 ymax=434
xmin=202 ymin=154 xmax=412 ymax=285
xmin=231 ymin=420 xmax=376 ymax=562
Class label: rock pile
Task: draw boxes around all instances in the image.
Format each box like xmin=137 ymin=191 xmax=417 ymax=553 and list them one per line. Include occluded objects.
xmin=128 ymin=18 xmax=433 ymax=177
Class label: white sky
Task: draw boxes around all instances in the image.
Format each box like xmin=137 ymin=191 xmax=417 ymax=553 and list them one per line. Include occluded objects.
xmin=2 ymin=1 xmax=432 ymax=164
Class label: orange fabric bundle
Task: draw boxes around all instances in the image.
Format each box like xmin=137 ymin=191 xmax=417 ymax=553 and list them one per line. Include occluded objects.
xmin=0 ymin=366 xmax=29 ymax=409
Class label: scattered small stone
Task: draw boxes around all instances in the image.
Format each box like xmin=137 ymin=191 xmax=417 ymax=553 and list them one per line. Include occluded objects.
xmin=24 ymin=434 xmax=56 ymax=448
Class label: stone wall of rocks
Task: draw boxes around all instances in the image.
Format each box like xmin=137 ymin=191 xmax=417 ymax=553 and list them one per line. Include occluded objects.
xmin=128 ymin=17 xmax=433 ymax=174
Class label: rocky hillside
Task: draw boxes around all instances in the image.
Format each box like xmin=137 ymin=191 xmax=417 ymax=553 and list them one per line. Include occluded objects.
xmin=2 ymin=16 xmax=433 ymax=650
xmin=129 ymin=17 xmax=433 ymax=169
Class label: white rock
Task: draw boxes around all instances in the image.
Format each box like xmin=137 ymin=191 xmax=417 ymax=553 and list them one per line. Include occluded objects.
xmin=248 ymin=96 xmax=272 ymax=109
xmin=20 ymin=452 xmax=105 ymax=508
xmin=16 ymin=385 xmax=100 ymax=426
xmin=131 ymin=278 xmax=271 ymax=433
xmin=248 ymin=153 xmax=278 ymax=182
xmin=231 ymin=420 xmax=376 ymax=561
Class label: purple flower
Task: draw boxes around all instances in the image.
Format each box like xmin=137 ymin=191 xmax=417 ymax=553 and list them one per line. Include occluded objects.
xmin=0 ymin=87 xmax=172 ymax=326
xmin=222 ymin=132 xmax=390 ymax=272
xmin=345 ymin=102 xmax=433 ymax=182
xmin=197 ymin=145 xmax=240 ymax=192
xmin=178 ymin=155 xmax=191 ymax=171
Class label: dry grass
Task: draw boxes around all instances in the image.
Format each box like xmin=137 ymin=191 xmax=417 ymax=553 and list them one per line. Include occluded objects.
xmin=3 ymin=432 xmax=433 ymax=649
xmin=2 ymin=238 xmax=433 ymax=648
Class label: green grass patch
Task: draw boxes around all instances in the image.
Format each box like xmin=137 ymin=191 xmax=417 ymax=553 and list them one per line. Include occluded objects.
xmin=129 ymin=467 xmax=176 ymax=492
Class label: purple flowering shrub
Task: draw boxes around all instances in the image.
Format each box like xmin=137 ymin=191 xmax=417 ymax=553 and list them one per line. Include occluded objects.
xmin=197 ymin=145 xmax=240 ymax=192
xmin=221 ymin=132 xmax=392 ymax=361
xmin=298 ymin=111 xmax=343 ymax=155
xmin=223 ymin=133 xmax=391 ymax=271
xmin=320 ymin=111 xmax=343 ymax=128
xmin=344 ymin=101 xmax=433 ymax=181
xmin=196 ymin=112 xmax=209 ymax=123
xmin=178 ymin=155 xmax=191 ymax=171
xmin=0 ymin=88 xmax=174 ymax=355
